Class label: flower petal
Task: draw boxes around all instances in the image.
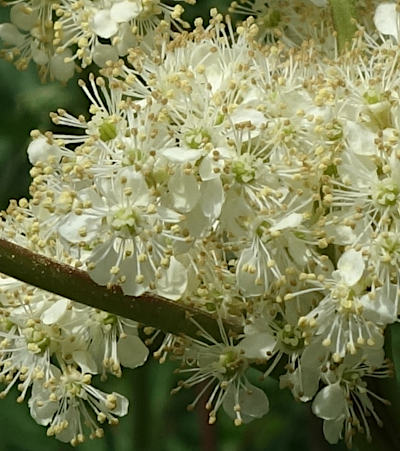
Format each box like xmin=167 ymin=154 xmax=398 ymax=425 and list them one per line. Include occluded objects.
xmin=117 ymin=335 xmax=149 ymax=369
xmin=110 ymin=1 xmax=142 ymax=23
xmin=312 ymin=383 xmax=346 ymax=420
xmin=91 ymin=10 xmax=118 ymax=39
xmin=374 ymin=3 xmax=399 ymax=40
xmin=337 ymin=249 xmax=364 ymax=287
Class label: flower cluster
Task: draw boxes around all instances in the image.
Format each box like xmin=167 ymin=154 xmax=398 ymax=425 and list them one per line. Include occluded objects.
xmin=0 ymin=2 xmax=400 ymax=448
xmin=229 ymin=0 xmax=381 ymax=53
xmin=0 ymin=0 xmax=194 ymax=81
xmin=0 ymin=203 xmax=149 ymax=443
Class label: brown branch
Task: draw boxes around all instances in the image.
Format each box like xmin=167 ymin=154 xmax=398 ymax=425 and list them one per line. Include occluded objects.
xmin=0 ymin=238 xmax=240 ymax=341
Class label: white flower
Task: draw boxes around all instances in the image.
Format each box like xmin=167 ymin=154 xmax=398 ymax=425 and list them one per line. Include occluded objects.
xmin=29 ymin=366 xmax=129 ymax=444
xmin=87 ymin=312 xmax=149 ymax=376
xmin=311 ymin=354 xmax=391 ymax=447
xmin=173 ymin=320 xmax=270 ymax=426
xmin=58 ymin=168 xmax=187 ymax=298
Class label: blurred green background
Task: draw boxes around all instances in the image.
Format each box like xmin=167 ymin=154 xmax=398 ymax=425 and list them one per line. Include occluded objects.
xmin=0 ymin=1 xmax=398 ymax=450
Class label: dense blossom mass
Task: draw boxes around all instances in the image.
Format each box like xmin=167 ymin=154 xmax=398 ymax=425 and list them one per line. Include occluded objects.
xmin=0 ymin=0 xmax=400 ymax=448
xmin=0 ymin=0 xmax=194 ymax=81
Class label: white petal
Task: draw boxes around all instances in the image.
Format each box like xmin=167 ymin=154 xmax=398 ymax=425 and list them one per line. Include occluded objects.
xmin=55 ymin=409 xmax=77 ymax=443
xmin=239 ymin=332 xmax=276 ymax=359
xmin=0 ymin=23 xmax=25 ymax=47
xmin=374 ymin=3 xmax=399 ymax=40
xmin=119 ymin=256 xmax=150 ymax=296
xmin=301 ymin=340 xmax=328 ymax=369
xmin=200 ymin=178 xmax=224 ymax=220
xmin=92 ymin=43 xmax=119 ymax=67
xmin=236 ymin=248 xmax=267 ymax=297
xmin=29 ymin=386 xmax=58 ymax=426
xmin=271 ymin=212 xmax=303 ymax=231
xmin=324 ymin=223 xmax=357 ymax=245
xmin=344 ymin=121 xmax=377 ymax=156
xmin=91 ymin=10 xmax=118 ymax=39
xmin=162 ymin=147 xmax=202 ymax=163
xmin=337 ymin=249 xmax=364 ymax=287
xmin=10 ymin=4 xmax=38 ymax=31
xmin=121 ymin=169 xmax=150 ymax=206
xmin=238 ymin=385 xmax=270 ymax=419
xmin=41 ymin=299 xmax=69 ymax=325
xmin=31 ymin=45 xmax=49 ymax=65
xmin=323 ymin=418 xmax=345 ymax=444
xmin=223 ymin=384 xmax=269 ymax=423
xmin=199 ymin=156 xmax=217 ymax=181
xmin=59 ymin=213 xmax=100 ymax=243
xmin=312 ymin=383 xmax=346 ymax=420
xmin=229 ymin=108 xmax=265 ymax=128
xmin=156 ymin=257 xmax=188 ymax=300
xmin=109 ymin=392 xmax=129 ymax=416
xmin=157 ymin=206 xmax=183 ymax=222
xmin=110 ymin=1 xmax=142 ymax=23
xmin=27 ymin=136 xmax=61 ymax=165
xmin=88 ymin=242 xmax=118 ymax=286
xmin=117 ymin=335 xmax=149 ymax=368
xmin=299 ymin=367 xmax=322 ymax=400
xmin=72 ymin=350 xmax=98 ymax=373
xmin=168 ymin=171 xmax=200 ymax=213
xmin=360 ymin=285 xmax=398 ymax=325
xmin=183 ymin=203 xmax=210 ymax=238
xmin=50 ymin=50 xmax=75 ymax=82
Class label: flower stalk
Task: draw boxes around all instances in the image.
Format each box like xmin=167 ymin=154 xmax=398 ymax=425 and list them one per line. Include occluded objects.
xmin=0 ymin=238 xmax=240 ymax=342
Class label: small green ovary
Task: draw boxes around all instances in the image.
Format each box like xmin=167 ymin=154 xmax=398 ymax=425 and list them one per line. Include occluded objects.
xmin=374 ymin=179 xmax=400 ymax=207
xmin=184 ymin=128 xmax=211 ymax=149
xmin=381 ymin=233 xmax=400 ymax=256
xmin=96 ymin=310 xmax=117 ymax=327
xmin=278 ymin=324 xmax=303 ymax=351
xmin=122 ymin=148 xmax=144 ymax=166
xmin=110 ymin=206 xmax=143 ymax=236
xmin=22 ymin=321 xmax=51 ymax=354
xmin=99 ymin=119 xmax=117 ymax=142
xmin=218 ymin=347 xmax=245 ymax=377
xmin=232 ymin=156 xmax=256 ymax=183
xmin=363 ymin=89 xmax=381 ymax=105
xmin=325 ymin=123 xmax=343 ymax=141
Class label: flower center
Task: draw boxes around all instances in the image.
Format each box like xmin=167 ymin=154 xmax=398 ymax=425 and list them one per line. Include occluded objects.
xmin=99 ymin=119 xmax=117 ymax=142
xmin=232 ymin=155 xmax=256 ymax=183
xmin=184 ymin=128 xmax=211 ymax=149
xmin=110 ymin=206 xmax=143 ymax=236
xmin=373 ymin=178 xmax=399 ymax=207
xmin=363 ymin=89 xmax=381 ymax=105
xmin=218 ymin=347 xmax=245 ymax=377
xmin=60 ymin=369 xmax=91 ymax=396
xmin=278 ymin=324 xmax=303 ymax=351
xmin=22 ymin=320 xmax=51 ymax=354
